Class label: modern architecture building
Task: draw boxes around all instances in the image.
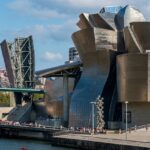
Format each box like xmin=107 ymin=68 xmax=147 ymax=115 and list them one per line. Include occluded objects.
xmin=100 ymin=6 xmax=122 ymax=14
xmin=36 ymin=5 xmax=150 ymax=129
xmin=72 ymin=5 xmax=148 ymax=129
xmin=1 ymin=5 xmax=150 ymax=129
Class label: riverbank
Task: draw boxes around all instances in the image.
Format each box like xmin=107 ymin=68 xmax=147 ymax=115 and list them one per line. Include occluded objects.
xmin=51 ymin=133 xmax=150 ymax=150
xmin=0 ymin=124 xmax=150 ymax=150
xmin=0 ymin=124 xmax=69 ymax=140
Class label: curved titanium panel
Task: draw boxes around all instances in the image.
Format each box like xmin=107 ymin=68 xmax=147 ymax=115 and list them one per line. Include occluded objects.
xmin=70 ymin=26 xmax=118 ymax=127
xmin=116 ymin=5 xmax=145 ymax=30
xmin=72 ymin=28 xmax=117 ymax=61
xmin=130 ymin=22 xmax=150 ymax=51
xmin=77 ymin=13 xmax=115 ymax=30
xmin=89 ymin=14 xmax=115 ymax=30
xmin=123 ymin=27 xmax=141 ymax=53
xmin=72 ymin=28 xmax=95 ymax=61
xmin=117 ymin=54 xmax=148 ymax=102
xmin=94 ymin=28 xmax=117 ymax=51
xmin=69 ymin=49 xmax=116 ymax=127
xmin=77 ymin=13 xmax=91 ymax=29
xmin=99 ymin=12 xmax=116 ymax=30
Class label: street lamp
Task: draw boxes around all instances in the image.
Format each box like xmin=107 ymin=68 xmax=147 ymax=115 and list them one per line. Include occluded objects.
xmin=90 ymin=102 xmax=96 ymax=134
xmin=125 ymin=101 xmax=128 ymax=140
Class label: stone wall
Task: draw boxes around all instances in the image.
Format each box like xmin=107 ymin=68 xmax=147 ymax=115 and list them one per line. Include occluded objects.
xmin=51 ymin=137 xmax=149 ymax=150
xmin=122 ymin=102 xmax=150 ymax=129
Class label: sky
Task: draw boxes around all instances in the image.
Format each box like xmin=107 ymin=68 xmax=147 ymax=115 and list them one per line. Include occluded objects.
xmin=0 ymin=0 xmax=150 ymax=71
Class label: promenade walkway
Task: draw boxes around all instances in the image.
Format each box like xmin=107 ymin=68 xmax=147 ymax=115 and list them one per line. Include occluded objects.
xmin=55 ymin=129 xmax=150 ymax=148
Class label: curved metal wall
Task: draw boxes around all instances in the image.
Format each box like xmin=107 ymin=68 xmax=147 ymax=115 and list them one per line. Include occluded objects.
xmin=69 ymin=27 xmax=117 ymax=127
xmin=124 ymin=22 xmax=150 ymax=53
xmin=115 ymin=5 xmax=145 ymax=30
xmin=130 ymin=22 xmax=150 ymax=51
xmin=123 ymin=27 xmax=140 ymax=53
xmin=117 ymin=53 xmax=148 ymax=102
xmin=72 ymin=28 xmax=117 ymax=61
xmin=69 ymin=50 xmax=116 ymax=127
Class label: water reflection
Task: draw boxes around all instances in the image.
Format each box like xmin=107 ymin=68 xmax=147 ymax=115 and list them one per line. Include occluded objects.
xmin=0 ymin=138 xmax=75 ymax=150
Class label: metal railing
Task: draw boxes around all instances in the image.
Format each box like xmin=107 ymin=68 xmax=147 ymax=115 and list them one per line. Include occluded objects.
xmin=121 ymin=124 xmax=150 ymax=133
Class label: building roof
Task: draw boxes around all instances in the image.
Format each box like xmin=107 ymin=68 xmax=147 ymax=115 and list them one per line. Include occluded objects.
xmin=100 ymin=6 xmax=122 ymax=14
xmin=35 ymin=61 xmax=82 ymax=78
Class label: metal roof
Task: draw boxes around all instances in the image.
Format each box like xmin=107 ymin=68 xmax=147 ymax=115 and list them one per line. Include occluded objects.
xmin=35 ymin=61 xmax=82 ymax=78
xmin=100 ymin=6 xmax=122 ymax=14
xmin=0 ymin=88 xmax=45 ymax=93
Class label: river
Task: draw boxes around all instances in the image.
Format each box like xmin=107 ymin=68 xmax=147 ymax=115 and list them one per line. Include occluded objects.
xmin=0 ymin=138 xmax=75 ymax=150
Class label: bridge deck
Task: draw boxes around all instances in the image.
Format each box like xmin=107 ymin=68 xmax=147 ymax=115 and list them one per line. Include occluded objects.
xmin=0 ymin=88 xmax=46 ymax=94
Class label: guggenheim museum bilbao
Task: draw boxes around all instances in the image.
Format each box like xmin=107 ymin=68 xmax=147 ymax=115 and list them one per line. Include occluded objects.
xmin=37 ymin=5 xmax=150 ymax=129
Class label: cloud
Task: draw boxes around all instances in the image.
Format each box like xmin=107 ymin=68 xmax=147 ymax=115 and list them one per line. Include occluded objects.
xmin=6 ymin=0 xmax=102 ymax=21
xmin=2 ymin=19 xmax=76 ymax=42
xmin=41 ymin=51 xmax=63 ymax=61
xmin=4 ymin=0 xmax=150 ymax=47
xmin=8 ymin=0 xmax=67 ymax=19
xmin=3 ymin=0 xmax=150 ymax=70
xmin=5 ymin=0 xmax=150 ymax=43
xmin=7 ymin=0 xmax=150 ymax=20
xmin=39 ymin=0 xmax=100 ymax=9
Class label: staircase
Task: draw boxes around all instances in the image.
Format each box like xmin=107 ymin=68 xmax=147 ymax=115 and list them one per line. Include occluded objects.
xmin=4 ymin=102 xmax=32 ymax=122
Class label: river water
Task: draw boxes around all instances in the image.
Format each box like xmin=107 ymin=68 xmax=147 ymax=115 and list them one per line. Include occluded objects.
xmin=0 ymin=138 xmax=75 ymax=150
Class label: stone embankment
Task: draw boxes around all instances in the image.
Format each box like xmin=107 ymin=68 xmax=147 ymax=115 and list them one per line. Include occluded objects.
xmin=0 ymin=124 xmax=150 ymax=150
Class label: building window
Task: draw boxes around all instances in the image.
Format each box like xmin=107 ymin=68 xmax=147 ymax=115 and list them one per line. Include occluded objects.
xmin=124 ymin=111 xmax=132 ymax=123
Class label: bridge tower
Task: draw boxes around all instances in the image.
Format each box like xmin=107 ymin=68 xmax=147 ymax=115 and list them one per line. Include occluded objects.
xmin=1 ymin=36 xmax=35 ymax=104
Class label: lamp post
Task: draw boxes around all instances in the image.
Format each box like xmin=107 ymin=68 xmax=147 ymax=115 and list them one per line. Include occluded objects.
xmin=90 ymin=102 xmax=96 ymax=134
xmin=125 ymin=101 xmax=128 ymax=140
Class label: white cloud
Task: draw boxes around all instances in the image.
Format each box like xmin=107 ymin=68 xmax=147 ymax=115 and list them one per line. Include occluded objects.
xmin=54 ymin=0 xmax=99 ymax=8
xmin=5 ymin=0 xmax=150 ymax=42
xmin=2 ymin=19 xmax=77 ymax=42
xmin=8 ymin=0 xmax=67 ymax=19
xmin=7 ymin=0 xmax=150 ymax=20
xmin=41 ymin=51 xmax=63 ymax=61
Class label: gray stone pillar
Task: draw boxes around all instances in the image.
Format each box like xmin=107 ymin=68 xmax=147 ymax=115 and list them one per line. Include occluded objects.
xmin=63 ymin=74 xmax=69 ymax=127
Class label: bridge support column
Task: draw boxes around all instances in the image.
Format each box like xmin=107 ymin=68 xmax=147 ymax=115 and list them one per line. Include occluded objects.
xmin=10 ymin=93 xmax=16 ymax=107
xmin=14 ymin=92 xmax=22 ymax=105
xmin=63 ymin=74 xmax=69 ymax=127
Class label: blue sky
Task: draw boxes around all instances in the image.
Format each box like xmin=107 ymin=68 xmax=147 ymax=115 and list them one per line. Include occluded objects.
xmin=0 ymin=0 xmax=149 ymax=70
